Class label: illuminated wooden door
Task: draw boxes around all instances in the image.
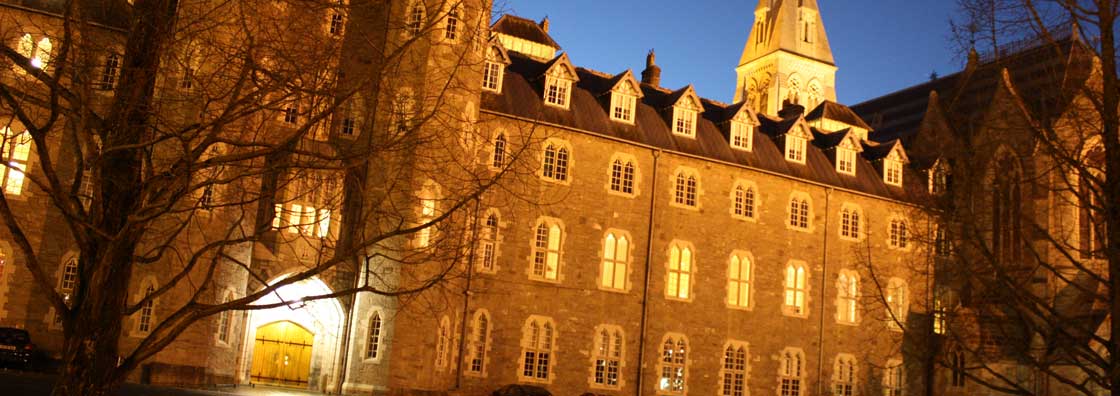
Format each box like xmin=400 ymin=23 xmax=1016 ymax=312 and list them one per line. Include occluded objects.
xmin=250 ymin=321 xmax=314 ymax=387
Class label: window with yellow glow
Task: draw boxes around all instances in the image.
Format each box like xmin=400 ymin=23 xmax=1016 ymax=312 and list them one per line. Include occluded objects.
xmin=666 ymin=243 xmax=693 ymax=300
xmin=658 ymin=335 xmax=688 ymax=394
xmin=783 ymin=262 xmax=808 ymax=316
xmin=727 ymin=254 xmax=752 ymax=308
xmin=592 ymin=326 xmax=624 ymax=388
xmin=600 ymin=232 xmax=629 ymax=291
xmin=530 ymin=219 xmax=562 ymax=281
xmin=0 ymin=127 xmax=31 ymax=195
xmin=837 ymin=271 xmax=858 ymax=324
xmin=521 ymin=317 xmax=554 ymax=382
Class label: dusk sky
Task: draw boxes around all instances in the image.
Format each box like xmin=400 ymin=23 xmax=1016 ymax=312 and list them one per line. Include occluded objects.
xmin=497 ymin=1 xmax=963 ymax=105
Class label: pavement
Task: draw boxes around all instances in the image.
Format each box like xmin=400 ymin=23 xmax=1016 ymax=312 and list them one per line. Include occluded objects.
xmin=0 ymin=370 xmax=327 ymax=396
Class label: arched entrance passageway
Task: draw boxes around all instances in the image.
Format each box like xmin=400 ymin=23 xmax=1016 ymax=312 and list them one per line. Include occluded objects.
xmin=239 ymin=276 xmax=344 ymax=392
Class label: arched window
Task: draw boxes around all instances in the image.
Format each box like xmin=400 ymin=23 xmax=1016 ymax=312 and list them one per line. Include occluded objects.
xmin=728 ymin=254 xmax=752 ymax=308
xmin=416 ymin=182 xmax=439 ymax=247
xmin=667 ymin=243 xmax=694 ymax=300
xmin=733 ymin=183 xmax=756 ymax=219
xmin=390 ymin=89 xmax=415 ymax=135
xmin=787 ymin=75 xmax=801 ymax=105
xmin=435 ymin=316 xmax=451 ymax=369
xmin=17 ymin=34 xmax=34 ymax=59
xmin=783 ymin=262 xmax=808 ymax=316
xmin=521 ymin=317 xmax=555 ymax=381
xmin=443 ymin=5 xmax=460 ymax=41
xmin=837 ymin=271 xmax=858 ymax=324
xmin=993 ymin=158 xmax=1022 ymax=264
xmin=889 ymin=219 xmax=909 ymax=249
xmin=491 ymin=134 xmax=507 ymax=169
xmin=1079 ymin=148 xmax=1103 ymax=259
xmin=610 ymin=158 xmax=637 ymax=195
xmin=833 ymin=354 xmax=856 ymax=396
xmin=673 ymin=170 xmax=699 ymax=208
xmin=138 ymin=284 xmax=156 ymax=333
xmin=840 ymin=206 xmax=861 ymax=239
xmin=592 ymin=326 xmax=624 ymax=388
xmin=806 ymin=80 xmax=822 ymax=109
xmin=884 ymin=360 xmax=904 ymax=396
xmin=659 ymin=335 xmax=688 ymax=394
xmin=542 ymin=142 xmax=570 ymax=182
xmin=367 ymin=312 xmax=382 ymax=359
xmin=600 ymin=232 xmax=629 ymax=291
xmin=406 ymin=2 xmax=425 ymax=35
xmin=467 ymin=311 xmax=489 ymax=374
xmin=59 ymin=255 xmax=78 ymax=294
xmin=0 ymin=126 xmax=32 ymax=195
xmin=780 ymin=348 xmax=805 ymax=396
xmin=721 ymin=342 xmax=748 ymax=396
xmin=789 ymin=195 xmax=810 ymax=230
xmin=217 ymin=293 xmax=233 ymax=344
xmin=478 ymin=212 xmax=499 ymax=272
xmin=531 ymin=219 xmax=562 ymax=281
xmin=886 ymin=278 xmax=908 ymax=330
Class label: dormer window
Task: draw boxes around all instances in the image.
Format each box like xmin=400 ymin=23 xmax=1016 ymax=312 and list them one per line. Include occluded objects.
xmin=611 ymin=92 xmax=637 ymax=124
xmin=483 ymin=61 xmax=504 ymax=92
xmin=785 ymin=136 xmax=807 ymax=164
xmin=730 ymin=121 xmax=753 ymax=151
xmin=929 ymin=162 xmax=950 ymax=194
xmin=673 ymin=107 xmax=697 ymax=137
xmin=885 ymin=160 xmax=903 ymax=186
xmin=836 ymin=148 xmax=856 ymax=175
xmin=544 ymin=76 xmax=571 ymax=108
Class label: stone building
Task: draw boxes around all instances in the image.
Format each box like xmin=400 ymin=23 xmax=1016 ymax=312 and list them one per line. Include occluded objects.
xmin=0 ymin=0 xmax=1105 ymax=396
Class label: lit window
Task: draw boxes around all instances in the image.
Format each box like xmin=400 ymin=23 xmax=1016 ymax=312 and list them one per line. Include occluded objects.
xmin=98 ymin=54 xmax=121 ymax=91
xmin=444 ymin=5 xmax=460 ymax=41
xmin=789 ymin=195 xmax=810 ymax=230
xmin=837 ymin=148 xmax=856 ymax=175
xmin=217 ymin=294 xmax=233 ymax=344
xmin=0 ymin=127 xmax=32 ymax=195
xmin=482 ymin=61 xmax=504 ymax=92
xmin=667 ymin=243 xmax=693 ymax=300
xmin=592 ymin=326 xmax=624 ymax=388
xmin=417 ymin=184 xmax=438 ymax=246
xmin=611 ymin=92 xmax=637 ymax=123
xmin=138 ymin=285 xmax=155 ymax=333
xmin=885 ymin=160 xmax=903 ymax=186
xmin=367 ymin=312 xmax=382 ymax=359
xmin=786 ymin=136 xmax=807 ymax=163
xmin=78 ymin=169 xmax=94 ymax=209
xmin=933 ymin=288 xmax=947 ymax=335
xmin=783 ymin=262 xmax=808 ymax=316
xmin=886 ymin=278 xmax=908 ymax=330
xmin=59 ymin=256 xmax=78 ymax=294
xmin=327 ymin=1 xmax=346 ymax=36
xmin=435 ymin=316 xmax=451 ymax=369
xmin=491 ymin=134 xmax=507 ymax=169
xmin=837 ymin=271 xmax=858 ymax=324
xmin=521 ymin=317 xmax=555 ymax=382
xmin=673 ymin=107 xmax=697 ymax=137
xmin=732 ymin=183 xmax=756 ymax=219
xmin=478 ymin=213 xmax=499 ymax=273
xmin=338 ymin=99 xmax=360 ymax=137
xmin=544 ymin=76 xmax=572 ymax=108
xmin=840 ymin=206 xmax=861 ymax=240
xmin=730 ymin=121 xmax=753 ymax=151
xmin=17 ymin=35 xmax=52 ymax=70
xmin=467 ymin=311 xmax=489 ymax=374
xmin=530 ymin=219 xmax=562 ymax=281
xmin=541 ymin=142 xmax=570 ymax=182
xmin=780 ymin=348 xmax=805 ymax=396
xmin=406 ymin=2 xmax=425 ymax=35
xmin=658 ymin=335 xmax=688 ymax=394
xmin=889 ymin=219 xmax=908 ymax=249
xmin=727 ymin=254 xmax=752 ymax=308
xmin=609 ymin=158 xmax=637 ymax=195
xmin=832 ymin=354 xmax=856 ymax=396
xmin=884 ymin=360 xmax=904 ymax=396
xmin=673 ymin=170 xmax=699 ymax=208
xmin=721 ymin=342 xmax=748 ymax=396
xmin=600 ymin=232 xmax=629 ymax=291
xmin=929 ymin=163 xmax=950 ymax=194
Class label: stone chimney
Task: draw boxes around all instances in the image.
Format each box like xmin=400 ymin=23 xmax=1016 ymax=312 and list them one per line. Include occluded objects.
xmin=641 ymin=49 xmax=662 ymax=87
xmin=539 ymin=17 xmax=550 ymax=33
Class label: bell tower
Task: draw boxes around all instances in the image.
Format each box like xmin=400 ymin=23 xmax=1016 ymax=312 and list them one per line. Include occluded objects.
xmin=735 ymin=0 xmax=838 ymax=115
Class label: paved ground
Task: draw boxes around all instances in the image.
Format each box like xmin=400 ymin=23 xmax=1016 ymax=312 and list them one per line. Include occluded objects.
xmin=0 ymin=370 xmax=327 ymax=396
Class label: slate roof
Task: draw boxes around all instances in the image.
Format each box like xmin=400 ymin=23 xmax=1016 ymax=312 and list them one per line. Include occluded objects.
xmin=491 ymin=14 xmax=560 ymax=49
xmin=806 ymin=101 xmax=873 ymax=130
xmin=482 ymin=51 xmax=926 ymax=202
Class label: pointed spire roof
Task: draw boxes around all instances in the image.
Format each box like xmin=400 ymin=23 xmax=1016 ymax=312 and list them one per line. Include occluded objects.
xmin=740 ymin=0 xmax=835 ymax=67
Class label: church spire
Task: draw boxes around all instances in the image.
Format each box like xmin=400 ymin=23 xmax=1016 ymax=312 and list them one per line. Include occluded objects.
xmin=740 ymin=0 xmax=834 ymax=68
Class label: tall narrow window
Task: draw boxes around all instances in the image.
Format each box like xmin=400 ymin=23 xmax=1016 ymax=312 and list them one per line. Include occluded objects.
xmin=733 ymin=184 xmax=756 ymax=219
xmin=884 ymin=360 xmax=904 ymax=396
xmin=478 ymin=213 xmax=499 ymax=272
xmin=889 ymin=219 xmax=908 ymax=249
xmin=667 ymin=244 xmax=693 ymax=300
xmin=786 ymin=136 xmax=807 ymax=163
xmin=837 ymin=271 xmax=858 ymax=324
xmin=721 ymin=343 xmax=748 ymax=396
xmin=468 ymin=311 xmax=489 ymax=374
xmin=933 ymin=288 xmax=947 ymax=335
xmin=59 ymin=256 xmax=78 ymax=295
xmin=673 ymin=107 xmax=697 ymax=137
xmin=483 ymin=61 xmax=504 ymax=92
xmin=544 ymin=76 xmax=572 ymax=108
xmin=417 ymin=188 xmax=437 ymax=247
xmin=217 ymin=294 xmax=233 ymax=344
xmin=367 ymin=312 xmax=382 ymax=359
xmin=885 ymin=160 xmax=904 ymax=186
xmin=609 ymin=158 xmax=637 ymax=195
xmin=789 ymin=196 xmax=810 ymax=230
xmin=327 ymin=1 xmax=346 ymax=36
xmin=935 ymin=226 xmax=953 ymax=257
xmin=541 ymin=143 xmax=570 ymax=182
xmin=17 ymin=35 xmax=52 ymax=70
xmin=138 ymin=285 xmax=155 ymax=333
xmin=837 ymin=148 xmax=856 ymax=175
xmin=659 ymin=335 xmax=688 ymax=394
xmin=444 ymin=5 xmax=460 ymax=41
xmin=0 ymin=127 xmax=32 ymax=195
xmin=727 ymin=254 xmax=752 ymax=308
xmin=993 ymin=159 xmax=1022 ymax=264
xmin=730 ymin=121 xmax=753 ymax=151
xmin=783 ymin=262 xmax=808 ymax=316
xmin=592 ymin=327 xmax=624 ymax=388
xmin=435 ymin=316 xmax=450 ymax=369
xmin=673 ymin=170 xmax=699 ymax=208
xmin=886 ymin=278 xmax=908 ymax=330
xmin=840 ymin=206 xmax=861 ymax=240
xmin=521 ymin=318 xmax=554 ymax=381
xmin=531 ymin=220 xmax=562 ymax=281
xmin=99 ymin=54 xmax=121 ymax=91
xmin=780 ymin=349 xmax=804 ymax=396
xmin=600 ymin=232 xmax=629 ymax=291
xmin=406 ymin=2 xmax=425 ymax=35
xmin=491 ymin=134 xmax=507 ymax=169
xmin=833 ymin=355 xmax=856 ymax=396
xmin=950 ymin=350 xmax=966 ymax=387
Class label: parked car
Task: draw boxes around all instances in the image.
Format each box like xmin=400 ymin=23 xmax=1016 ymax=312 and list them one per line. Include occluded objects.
xmin=0 ymin=327 xmax=34 ymax=371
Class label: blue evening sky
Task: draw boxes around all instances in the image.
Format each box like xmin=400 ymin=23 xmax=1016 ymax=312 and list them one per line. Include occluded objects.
xmin=496 ymin=1 xmax=962 ymax=106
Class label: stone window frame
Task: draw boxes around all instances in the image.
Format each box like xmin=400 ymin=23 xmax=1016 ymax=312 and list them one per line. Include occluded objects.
xmin=657 ymin=333 xmax=690 ymax=395
xmin=730 ymin=180 xmax=759 ymax=222
xmin=782 ymin=260 xmax=810 ymax=318
xmin=606 ymin=153 xmax=640 ymax=198
xmin=465 ymin=309 xmax=492 ymax=377
xmin=884 ymin=359 xmax=905 ymax=396
xmin=838 ymin=203 xmax=863 ymax=241
xmin=544 ymin=75 xmax=573 ymax=109
xmin=589 ymin=324 xmax=626 ymax=390
xmin=442 ymin=3 xmax=461 ymax=42
xmin=528 ymin=216 xmax=565 ymax=283
xmin=786 ymin=191 xmax=813 ymax=232
xmin=362 ymin=307 xmax=385 ymax=363
xmin=434 ymin=315 xmax=452 ymax=370
xmin=14 ymin=33 xmax=53 ymax=72
xmin=482 ymin=60 xmax=505 ymax=93
xmin=888 ymin=216 xmax=911 ymax=251
xmin=477 ymin=208 xmax=502 ymax=274
xmin=670 ymin=166 xmax=702 ymax=211
xmin=490 ymin=131 xmax=508 ymax=170
xmin=835 ymin=270 xmax=860 ymax=326
xmin=520 ymin=315 xmax=557 ymax=384
xmin=598 ymin=229 xmax=633 ymax=293
xmin=832 ymin=353 xmax=858 ymax=396
xmin=214 ymin=290 xmax=236 ymax=347
xmin=726 ymin=251 xmax=755 ymax=311
xmin=130 ymin=276 xmax=159 ymax=338
xmin=404 ymin=0 xmax=426 ymax=36
xmin=886 ymin=277 xmax=909 ymax=332
xmin=414 ymin=180 xmax=440 ymax=248
xmin=539 ymin=138 xmax=573 ymax=185
xmin=665 ymin=241 xmax=696 ymax=303
xmin=779 ymin=347 xmax=806 ymax=396
xmin=0 ymin=125 xmax=33 ymax=197
xmin=718 ymin=340 xmax=750 ymax=396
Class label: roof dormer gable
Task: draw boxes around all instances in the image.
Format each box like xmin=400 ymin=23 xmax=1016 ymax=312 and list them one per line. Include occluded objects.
xmin=543 ymin=52 xmax=579 ymax=82
xmin=668 ymin=85 xmax=704 ymax=137
xmin=541 ymin=53 xmax=579 ymax=109
xmin=486 ymin=37 xmax=512 ymax=65
xmin=606 ymin=70 xmax=644 ymax=124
